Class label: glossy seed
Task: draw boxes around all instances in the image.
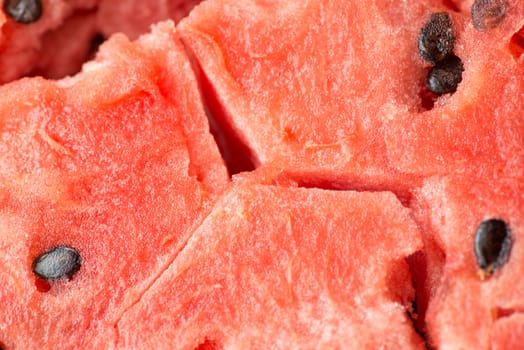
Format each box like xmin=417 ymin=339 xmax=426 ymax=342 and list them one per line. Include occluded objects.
xmin=3 ymin=0 xmax=42 ymax=25
xmin=474 ymin=218 xmax=512 ymax=278
xmin=418 ymin=12 xmax=455 ymax=64
xmin=471 ymin=0 xmax=507 ymax=31
xmin=425 ymin=54 xmax=464 ymax=95
xmin=32 ymin=245 xmax=82 ymax=281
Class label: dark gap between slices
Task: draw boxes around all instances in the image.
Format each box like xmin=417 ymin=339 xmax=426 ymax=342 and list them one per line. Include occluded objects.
xmin=194 ymin=338 xmax=222 ymax=350
xmin=284 ymin=175 xmax=417 ymax=208
xmin=493 ymin=307 xmax=524 ymax=320
xmin=406 ymin=234 xmax=446 ymax=349
xmin=180 ymin=40 xmax=256 ymax=176
xmin=509 ymin=25 xmax=524 ymax=59
xmin=87 ymin=32 xmax=107 ymax=60
xmin=384 ymin=254 xmax=430 ymax=348
xmin=406 ymin=251 xmax=430 ymax=346
xmin=27 ymin=8 xmax=100 ymax=80
xmin=441 ymin=0 xmax=460 ymax=13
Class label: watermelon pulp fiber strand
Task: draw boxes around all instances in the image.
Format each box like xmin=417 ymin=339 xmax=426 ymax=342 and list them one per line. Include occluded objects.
xmin=0 ymin=0 xmax=523 ymax=349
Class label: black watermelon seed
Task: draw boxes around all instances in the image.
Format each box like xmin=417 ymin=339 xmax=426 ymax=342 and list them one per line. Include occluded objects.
xmin=418 ymin=12 xmax=456 ymax=64
xmin=425 ymin=54 xmax=464 ymax=95
xmin=32 ymin=245 xmax=82 ymax=281
xmin=3 ymin=0 xmax=42 ymax=25
xmin=474 ymin=218 xmax=512 ymax=278
xmin=471 ymin=0 xmax=507 ymax=31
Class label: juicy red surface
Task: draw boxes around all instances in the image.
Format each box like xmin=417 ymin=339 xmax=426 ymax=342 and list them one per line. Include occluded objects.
xmin=0 ymin=0 xmax=523 ymax=349
xmin=0 ymin=0 xmax=204 ymax=83
xmin=117 ymin=178 xmax=424 ymax=349
xmin=0 ymin=22 xmax=227 ymax=349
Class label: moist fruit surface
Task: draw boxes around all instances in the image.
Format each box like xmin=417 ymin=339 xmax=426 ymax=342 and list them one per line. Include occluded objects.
xmin=0 ymin=0 xmax=523 ymax=349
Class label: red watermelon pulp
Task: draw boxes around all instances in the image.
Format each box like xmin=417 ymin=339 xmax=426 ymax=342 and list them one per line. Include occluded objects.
xmin=0 ymin=0 xmax=523 ymax=349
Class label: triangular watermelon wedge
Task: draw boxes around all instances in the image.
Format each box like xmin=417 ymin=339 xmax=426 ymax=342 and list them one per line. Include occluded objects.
xmin=117 ymin=173 xmax=425 ymax=349
xmin=0 ymin=21 xmax=228 ymax=349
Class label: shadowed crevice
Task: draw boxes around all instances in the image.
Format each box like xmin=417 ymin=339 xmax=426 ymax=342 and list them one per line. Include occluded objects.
xmin=194 ymin=338 xmax=223 ymax=350
xmin=180 ymin=39 xmax=257 ymax=177
xmin=274 ymin=170 xmax=422 ymax=208
xmin=509 ymin=25 xmax=524 ymax=60
xmin=441 ymin=0 xmax=461 ymax=12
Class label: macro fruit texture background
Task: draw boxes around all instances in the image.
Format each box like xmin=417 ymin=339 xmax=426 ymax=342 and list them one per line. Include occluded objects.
xmin=0 ymin=0 xmax=203 ymax=82
xmin=0 ymin=22 xmax=228 ymax=348
xmin=0 ymin=0 xmax=523 ymax=349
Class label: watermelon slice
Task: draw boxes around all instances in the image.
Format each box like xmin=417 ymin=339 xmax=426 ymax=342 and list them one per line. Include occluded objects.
xmin=117 ymin=174 xmax=424 ymax=348
xmin=0 ymin=0 xmax=522 ymax=348
xmin=29 ymin=11 xmax=99 ymax=79
xmin=0 ymin=21 xmax=227 ymax=348
xmin=97 ymin=0 xmax=204 ymax=40
xmin=178 ymin=0 xmax=524 ymax=179
xmin=0 ymin=0 xmax=99 ymax=83
xmin=411 ymin=171 xmax=524 ymax=349
xmin=0 ymin=0 xmax=204 ymax=83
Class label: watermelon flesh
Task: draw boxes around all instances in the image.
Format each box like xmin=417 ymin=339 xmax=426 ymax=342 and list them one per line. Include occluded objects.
xmin=177 ymin=1 xmax=524 ymax=347
xmin=0 ymin=21 xmax=227 ymax=349
xmin=29 ymin=11 xmax=99 ymax=79
xmin=97 ymin=0 xmax=204 ymax=40
xmin=117 ymin=175 xmax=424 ymax=349
xmin=178 ymin=0 xmax=524 ymax=179
xmin=0 ymin=0 xmax=203 ymax=83
xmin=0 ymin=0 xmax=98 ymax=82
xmin=0 ymin=0 xmax=522 ymax=348
xmin=412 ymin=171 xmax=524 ymax=350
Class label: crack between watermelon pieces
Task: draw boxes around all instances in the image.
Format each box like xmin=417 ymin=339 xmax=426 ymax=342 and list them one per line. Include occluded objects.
xmin=179 ymin=37 xmax=257 ymax=177
xmin=112 ymin=178 xmax=431 ymax=348
xmin=294 ymin=177 xmax=433 ymax=348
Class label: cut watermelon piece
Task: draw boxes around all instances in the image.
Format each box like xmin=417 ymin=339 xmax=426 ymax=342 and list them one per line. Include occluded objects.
xmin=491 ymin=313 xmax=524 ymax=350
xmin=117 ymin=176 xmax=424 ymax=349
xmin=97 ymin=0 xmax=204 ymax=40
xmin=0 ymin=0 xmax=204 ymax=83
xmin=0 ymin=21 xmax=228 ymax=349
xmin=411 ymin=171 xmax=524 ymax=350
xmin=0 ymin=0 xmax=99 ymax=83
xmin=178 ymin=0 xmax=524 ymax=179
xmin=29 ymin=11 xmax=99 ymax=79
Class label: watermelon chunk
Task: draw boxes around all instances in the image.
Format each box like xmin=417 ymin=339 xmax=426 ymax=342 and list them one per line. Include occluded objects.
xmin=0 ymin=0 xmax=99 ymax=83
xmin=30 ymin=11 xmax=99 ymax=79
xmin=0 ymin=0 xmax=204 ymax=83
xmin=117 ymin=176 xmax=425 ymax=348
xmin=178 ymin=0 xmax=524 ymax=179
xmin=412 ymin=171 xmax=524 ymax=349
xmin=0 ymin=21 xmax=227 ymax=349
xmin=0 ymin=0 xmax=522 ymax=347
xmin=491 ymin=313 xmax=524 ymax=350
xmin=97 ymin=0 xmax=204 ymax=40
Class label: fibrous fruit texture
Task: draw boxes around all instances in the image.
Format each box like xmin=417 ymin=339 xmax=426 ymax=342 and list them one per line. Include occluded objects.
xmin=0 ymin=0 xmax=523 ymax=349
